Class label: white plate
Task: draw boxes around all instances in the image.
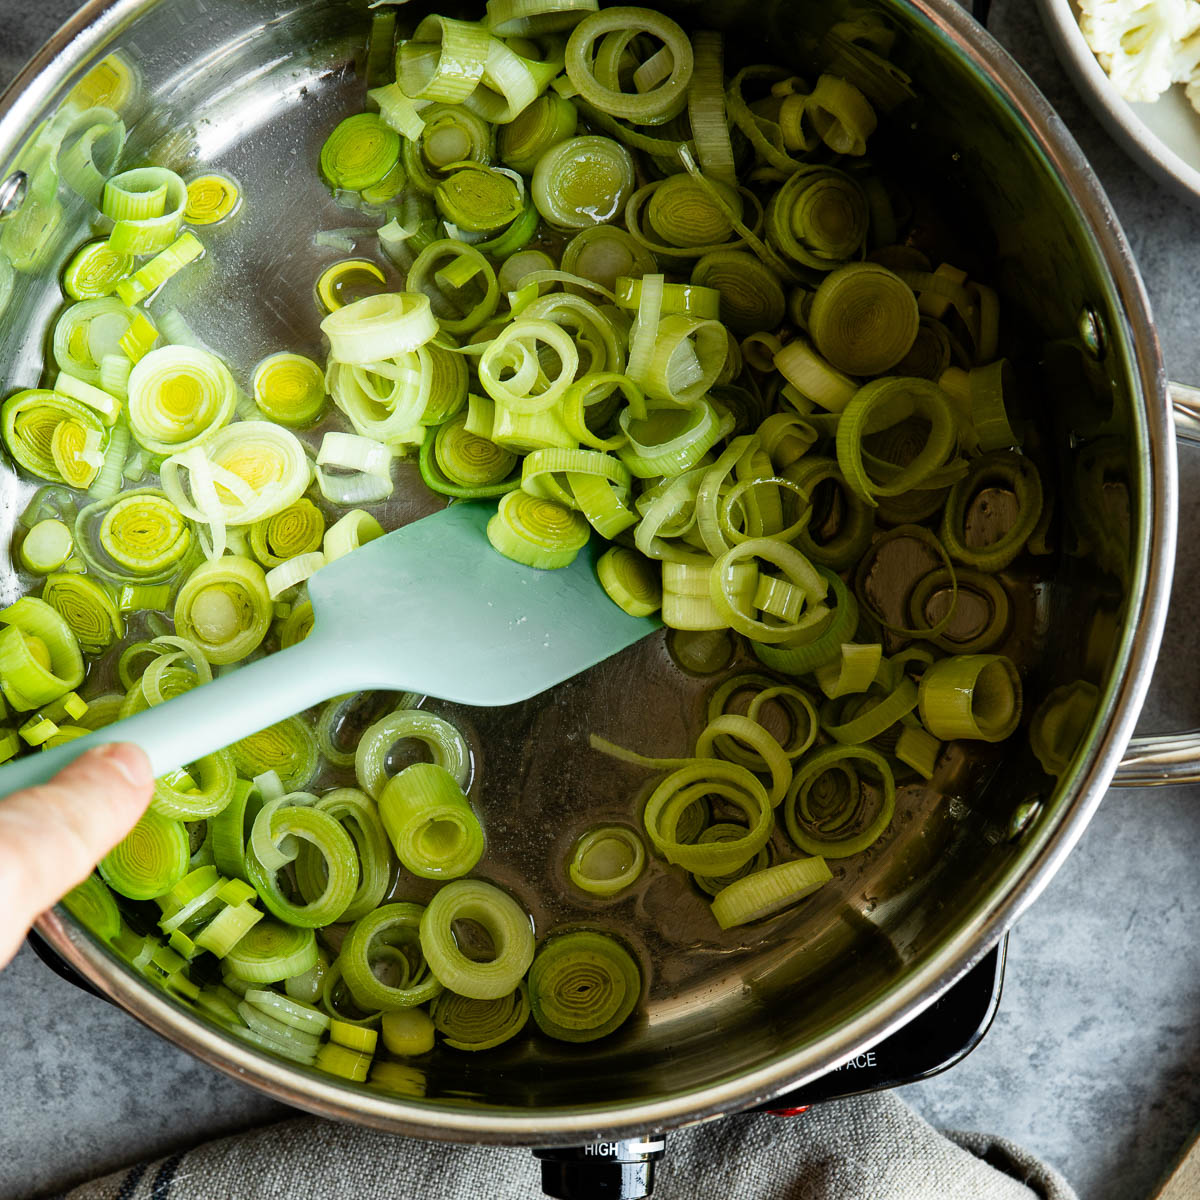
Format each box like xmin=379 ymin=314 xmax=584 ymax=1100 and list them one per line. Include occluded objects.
xmin=1035 ymin=0 xmax=1200 ymax=203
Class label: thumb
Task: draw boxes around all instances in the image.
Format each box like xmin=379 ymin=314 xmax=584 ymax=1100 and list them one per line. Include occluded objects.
xmin=0 ymin=742 xmax=153 ymax=968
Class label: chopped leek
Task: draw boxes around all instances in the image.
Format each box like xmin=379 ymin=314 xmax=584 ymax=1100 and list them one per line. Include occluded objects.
xmin=127 ymin=345 xmax=236 ymax=454
xmin=531 ymin=136 xmax=635 ymax=228
xmin=42 ymin=573 xmax=122 ymax=654
xmin=419 ymin=879 xmax=535 ymax=1000
xmin=229 ymin=717 xmax=319 ymax=791
xmin=0 ymin=596 xmax=84 ymax=711
xmin=174 ymin=556 xmax=272 ymax=665
xmin=432 ymin=986 xmax=529 ymax=1051
xmin=62 ymin=240 xmax=133 ymax=301
xmin=102 ymin=166 xmax=188 ymax=255
xmin=252 ymin=354 xmax=327 ymax=427
xmin=224 ymin=920 xmax=318 ymax=984
xmin=917 ymin=654 xmax=1022 ymax=742
xmin=0 ymin=9 xmax=1051 ymax=1054
xmin=500 ymin=93 xmax=578 ymax=173
xmin=567 ymin=825 xmax=645 ymax=895
xmin=710 ymin=856 xmax=832 ymax=929
xmin=528 ymin=930 xmax=640 ymax=1042
xmin=2 ymin=390 xmax=109 ymax=484
xmin=19 ymin=520 xmax=74 ymax=575
xmin=320 ymin=113 xmax=401 ymax=192
xmin=808 ymin=263 xmax=920 ymax=377
xmin=378 ymin=763 xmax=484 ymax=879
xmin=355 ymin=708 xmax=470 ymax=799
xmin=487 ymin=488 xmax=590 ymax=569
xmin=338 ymin=902 xmax=442 ymax=1011
xmin=185 ymin=173 xmax=241 ymax=225
xmin=565 ymin=8 xmax=693 ymax=125
xmin=1030 ymin=680 xmax=1099 ymax=778
xmin=247 ymin=800 xmax=358 ymax=928
xmin=249 ymin=499 xmax=325 ymax=569
xmin=784 ymin=742 xmax=895 ymax=857
xmin=321 ymin=292 xmax=437 ymax=364
xmin=398 ymin=15 xmax=493 ymax=105
xmin=98 ymin=809 xmax=189 ymax=901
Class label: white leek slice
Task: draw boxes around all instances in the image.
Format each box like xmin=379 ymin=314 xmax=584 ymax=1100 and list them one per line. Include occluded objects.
xmin=315 ymin=431 xmax=395 ymax=505
xmin=710 ymin=857 xmax=833 ymax=929
xmin=161 ymin=423 xmax=312 ymax=556
xmin=127 ymin=345 xmax=236 ymax=454
xmin=320 ymin=293 xmax=437 ymax=364
xmin=265 ymin=552 xmax=326 ymax=600
xmin=324 ymin=510 xmax=385 ymax=562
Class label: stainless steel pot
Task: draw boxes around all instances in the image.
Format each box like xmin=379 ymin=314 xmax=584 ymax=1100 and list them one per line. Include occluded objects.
xmin=2 ymin=0 xmax=1195 ymax=1145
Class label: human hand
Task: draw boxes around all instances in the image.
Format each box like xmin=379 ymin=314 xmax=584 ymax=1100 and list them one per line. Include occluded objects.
xmin=0 ymin=744 xmax=153 ymax=968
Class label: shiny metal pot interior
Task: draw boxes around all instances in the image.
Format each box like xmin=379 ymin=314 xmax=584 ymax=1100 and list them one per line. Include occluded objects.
xmin=0 ymin=0 xmax=1178 ymax=1142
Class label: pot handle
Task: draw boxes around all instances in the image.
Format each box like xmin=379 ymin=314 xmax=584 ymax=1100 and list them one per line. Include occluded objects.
xmin=1113 ymin=382 xmax=1200 ymax=785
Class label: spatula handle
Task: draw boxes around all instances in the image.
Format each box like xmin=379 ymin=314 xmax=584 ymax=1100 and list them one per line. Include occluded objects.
xmin=0 ymin=632 xmax=355 ymax=799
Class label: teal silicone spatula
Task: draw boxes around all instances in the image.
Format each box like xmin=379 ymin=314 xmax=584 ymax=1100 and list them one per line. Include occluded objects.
xmin=0 ymin=502 xmax=661 ymax=798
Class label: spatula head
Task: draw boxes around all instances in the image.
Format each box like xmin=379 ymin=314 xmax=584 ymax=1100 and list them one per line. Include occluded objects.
xmin=306 ymin=501 xmax=661 ymax=707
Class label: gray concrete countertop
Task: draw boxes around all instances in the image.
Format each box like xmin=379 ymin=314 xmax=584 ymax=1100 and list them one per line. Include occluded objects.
xmin=2 ymin=1 xmax=1200 ymax=1197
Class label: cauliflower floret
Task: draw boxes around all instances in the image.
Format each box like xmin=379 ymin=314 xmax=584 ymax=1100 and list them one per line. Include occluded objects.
xmin=1079 ymin=0 xmax=1200 ymax=102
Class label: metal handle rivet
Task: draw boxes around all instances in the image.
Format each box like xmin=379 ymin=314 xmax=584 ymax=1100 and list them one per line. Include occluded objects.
xmin=1007 ymin=799 xmax=1042 ymax=842
xmin=1077 ymin=306 xmax=1105 ymax=360
xmin=0 ymin=171 xmax=27 ymax=220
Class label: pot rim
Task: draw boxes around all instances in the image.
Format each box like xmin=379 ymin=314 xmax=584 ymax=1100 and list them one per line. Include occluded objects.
xmin=9 ymin=0 xmax=1175 ymax=1143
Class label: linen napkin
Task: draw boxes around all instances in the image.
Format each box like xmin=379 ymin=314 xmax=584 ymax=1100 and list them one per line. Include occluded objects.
xmin=59 ymin=1091 xmax=1077 ymax=1200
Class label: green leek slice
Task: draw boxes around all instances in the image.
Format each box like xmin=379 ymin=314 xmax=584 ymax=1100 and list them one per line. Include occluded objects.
xmin=687 ymin=31 xmax=735 ymax=183
xmin=224 ymin=920 xmax=318 ymax=984
xmin=565 ymin=8 xmax=693 ymax=125
xmin=531 ymin=135 xmax=635 ymax=228
xmin=0 ymin=596 xmax=84 ymax=711
xmin=355 ymin=708 xmax=470 ymax=799
xmin=808 ymin=263 xmax=919 ymax=377
xmin=229 ymin=717 xmax=319 ymax=791
xmin=20 ymin=520 xmax=74 ymax=575
xmin=126 ymin=345 xmax=236 ymax=454
xmin=487 ymin=489 xmax=591 ymax=569
xmin=320 ymin=113 xmax=401 ymax=192
xmin=248 ymin=499 xmax=325 ymax=569
xmin=150 ymin=750 xmax=237 ymax=821
xmin=252 ymin=354 xmax=327 ymax=428
xmin=321 ymin=292 xmax=437 ymax=364
xmin=419 ymin=879 xmax=535 ymax=1000
xmin=500 ymin=92 xmax=578 ymax=173
xmin=567 ymin=825 xmax=646 ymax=895
xmin=338 ymin=902 xmax=443 ymax=1011
xmin=247 ymin=800 xmax=358 ymax=928
xmin=2 ymin=390 xmax=110 ymax=484
xmin=528 ymin=930 xmax=640 ymax=1042
xmin=432 ymin=985 xmax=529 ymax=1050
xmin=62 ymin=873 xmax=123 ymax=941
xmin=398 ymin=16 xmax=493 ymax=104
xmin=836 ymin=377 xmax=963 ymax=506
xmin=42 ymin=574 xmax=122 ymax=656
xmin=1030 ymin=680 xmax=1099 ymax=778
xmin=939 ymin=450 xmax=1044 ymax=573
xmin=765 ymin=164 xmax=869 ymax=271
xmin=692 ymin=823 xmax=772 ymax=897
xmin=62 ymin=240 xmax=133 ymax=301
xmin=185 ymin=173 xmax=241 ymax=225
xmin=98 ymin=809 xmax=189 ymax=901
xmin=102 ymin=166 xmax=187 ymax=255
xmin=378 ymin=762 xmax=485 ymax=880
xmin=710 ymin=856 xmax=832 ymax=929
xmin=917 ymin=654 xmax=1022 ymax=742
xmin=784 ymin=743 xmax=895 ymax=858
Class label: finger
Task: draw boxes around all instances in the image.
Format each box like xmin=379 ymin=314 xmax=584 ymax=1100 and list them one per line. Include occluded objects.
xmin=0 ymin=743 xmax=153 ymax=967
